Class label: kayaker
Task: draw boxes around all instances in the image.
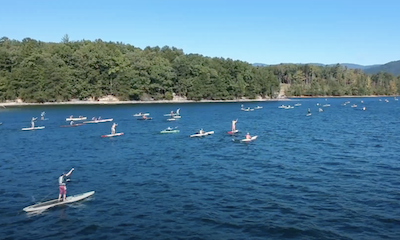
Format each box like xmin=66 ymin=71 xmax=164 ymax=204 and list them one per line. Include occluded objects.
xmin=307 ymin=108 xmax=311 ymax=114
xmin=199 ymin=129 xmax=205 ymax=134
xmin=232 ymin=119 xmax=238 ymax=131
xmin=111 ymin=122 xmax=118 ymax=134
xmin=40 ymin=112 xmax=45 ymax=120
xmin=70 ymin=120 xmax=74 ymax=125
xmin=31 ymin=117 xmax=37 ymax=128
xmin=166 ymin=127 xmax=173 ymax=131
xmin=245 ymin=132 xmax=251 ymax=139
xmin=58 ymin=168 xmax=74 ymax=202
xmin=142 ymin=114 xmax=147 ymax=120
xmin=170 ymin=111 xmax=174 ymax=118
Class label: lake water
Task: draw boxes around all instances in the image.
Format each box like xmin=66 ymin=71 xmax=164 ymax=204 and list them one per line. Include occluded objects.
xmin=1 ymin=98 xmax=399 ymax=240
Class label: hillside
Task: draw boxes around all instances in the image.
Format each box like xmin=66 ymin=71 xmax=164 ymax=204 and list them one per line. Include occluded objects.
xmin=364 ymin=60 xmax=400 ymax=76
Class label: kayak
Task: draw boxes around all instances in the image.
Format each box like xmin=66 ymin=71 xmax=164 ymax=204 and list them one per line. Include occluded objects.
xmin=228 ymin=130 xmax=239 ymax=135
xmin=83 ymin=118 xmax=113 ymax=124
xmin=133 ymin=113 xmax=149 ymax=117
xmin=160 ymin=129 xmax=180 ymax=134
xmin=22 ymin=126 xmax=45 ymax=131
xmin=23 ymin=191 xmax=95 ymax=212
xmin=167 ymin=118 xmax=176 ymax=121
xmin=60 ymin=123 xmax=85 ymax=128
xmin=101 ymin=132 xmax=124 ymax=138
xmin=241 ymin=136 xmax=258 ymax=142
xmin=137 ymin=117 xmax=152 ymax=120
xmin=190 ymin=131 xmax=214 ymax=138
xmin=66 ymin=117 xmax=87 ymax=121
xmin=306 ymin=113 xmax=312 ymax=116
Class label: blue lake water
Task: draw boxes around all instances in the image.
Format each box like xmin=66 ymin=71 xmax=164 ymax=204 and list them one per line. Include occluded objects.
xmin=1 ymin=98 xmax=400 ymax=240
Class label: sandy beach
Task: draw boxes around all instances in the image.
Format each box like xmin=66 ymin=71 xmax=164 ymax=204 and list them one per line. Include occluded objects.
xmin=0 ymin=97 xmax=291 ymax=107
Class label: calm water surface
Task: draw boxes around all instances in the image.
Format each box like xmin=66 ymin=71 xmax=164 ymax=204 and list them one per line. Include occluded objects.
xmin=1 ymin=98 xmax=400 ymax=240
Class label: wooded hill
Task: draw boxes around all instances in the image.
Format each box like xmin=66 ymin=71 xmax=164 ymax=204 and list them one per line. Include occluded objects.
xmin=0 ymin=36 xmax=399 ymax=103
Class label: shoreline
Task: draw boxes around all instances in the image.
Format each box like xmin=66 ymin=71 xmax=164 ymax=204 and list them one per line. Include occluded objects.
xmin=1 ymin=95 xmax=397 ymax=107
xmin=0 ymin=98 xmax=290 ymax=107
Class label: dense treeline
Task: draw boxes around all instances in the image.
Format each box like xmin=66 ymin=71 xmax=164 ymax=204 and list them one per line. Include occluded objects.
xmin=0 ymin=36 xmax=399 ymax=103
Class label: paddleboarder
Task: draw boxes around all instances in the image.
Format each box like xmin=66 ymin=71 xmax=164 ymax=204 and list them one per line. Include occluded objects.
xmin=31 ymin=117 xmax=37 ymax=128
xmin=111 ymin=122 xmax=118 ymax=134
xmin=58 ymin=168 xmax=74 ymax=202
xmin=232 ymin=119 xmax=238 ymax=132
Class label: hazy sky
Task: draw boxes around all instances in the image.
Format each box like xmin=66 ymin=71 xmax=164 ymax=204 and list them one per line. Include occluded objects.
xmin=1 ymin=0 xmax=399 ymax=65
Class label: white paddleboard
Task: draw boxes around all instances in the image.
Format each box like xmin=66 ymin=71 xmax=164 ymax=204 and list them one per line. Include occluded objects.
xmin=23 ymin=191 xmax=95 ymax=212
xmin=66 ymin=117 xmax=87 ymax=121
xmin=133 ymin=113 xmax=149 ymax=117
xmin=101 ymin=132 xmax=124 ymax=138
xmin=22 ymin=126 xmax=45 ymax=131
xmin=83 ymin=118 xmax=113 ymax=124
xmin=190 ymin=131 xmax=214 ymax=138
xmin=241 ymin=136 xmax=258 ymax=142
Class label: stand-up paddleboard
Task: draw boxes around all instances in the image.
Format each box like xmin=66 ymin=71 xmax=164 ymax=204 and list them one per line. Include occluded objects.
xmin=22 ymin=126 xmax=45 ymax=131
xmin=133 ymin=113 xmax=149 ymax=117
xmin=101 ymin=132 xmax=124 ymax=138
xmin=60 ymin=123 xmax=85 ymax=128
xmin=137 ymin=117 xmax=152 ymax=120
xmin=190 ymin=131 xmax=214 ymax=138
xmin=241 ymin=136 xmax=258 ymax=142
xmin=228 ymin=130 xmax=239 ymax=135
xmin=160 ymin=129 xmax=180 ymax=134
xmin=23 ymin=191 xmax=95 ymax=212
xmin=83 ymin=118 xmax=113 ymax=124
xmin=66 ymin=117 xmax=87 ymax=121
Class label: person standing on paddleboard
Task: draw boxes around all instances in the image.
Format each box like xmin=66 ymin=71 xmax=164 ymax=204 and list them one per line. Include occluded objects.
xmin=31 ymin=117 xmax=37 ymax=128
xmin=232 ymin=119 xmax=238 ymax=132
xmin=58 ymin=168 xmax=74 ymax=201
xmin=111 ymin=123 xmax=118 ymax=134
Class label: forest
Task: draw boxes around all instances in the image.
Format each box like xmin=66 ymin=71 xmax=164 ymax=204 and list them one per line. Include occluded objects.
xmin=0 ymin=36 xmax=399 ymax=103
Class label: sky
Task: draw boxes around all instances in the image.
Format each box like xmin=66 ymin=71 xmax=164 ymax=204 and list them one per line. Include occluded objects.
xmin=1 ymin=0 xmax=399 ymax=65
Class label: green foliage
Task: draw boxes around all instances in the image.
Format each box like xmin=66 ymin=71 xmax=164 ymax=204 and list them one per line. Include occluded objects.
xmin=0 ymin=36 xmax=398 ymax=103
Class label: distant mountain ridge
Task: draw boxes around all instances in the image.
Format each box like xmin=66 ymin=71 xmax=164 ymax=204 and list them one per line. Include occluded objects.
xmin=252 ymin=61 xmax=400 ymax=76
xmin=364 ymin=60 xmax=400 ymax=76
